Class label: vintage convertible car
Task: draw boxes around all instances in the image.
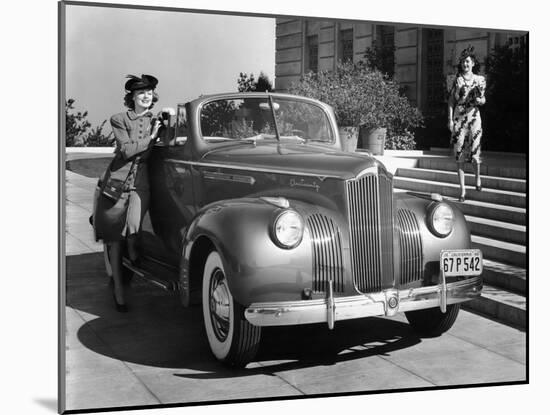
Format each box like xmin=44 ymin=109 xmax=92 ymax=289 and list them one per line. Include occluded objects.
xmin=93 ymin=92 xmax=483 ymax=367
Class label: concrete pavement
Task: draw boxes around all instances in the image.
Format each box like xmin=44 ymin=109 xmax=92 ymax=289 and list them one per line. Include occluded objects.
xmin=62 ymin=152 xmax=526 ymax=413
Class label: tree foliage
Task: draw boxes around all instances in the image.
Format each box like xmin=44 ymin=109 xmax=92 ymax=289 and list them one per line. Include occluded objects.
xmin=65 ymin=99 xmax=114 ymax=147
xmin=237 ymin=71 xmax=274 ymax=92
xmin=83 ymin=120 xmax=114 ymax=147
xmin=65 ymin=99 xmax=91 ymax=147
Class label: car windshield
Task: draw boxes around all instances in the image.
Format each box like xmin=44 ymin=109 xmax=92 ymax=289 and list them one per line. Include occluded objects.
xmin=199 ymin=97 xmax=334 ymax=143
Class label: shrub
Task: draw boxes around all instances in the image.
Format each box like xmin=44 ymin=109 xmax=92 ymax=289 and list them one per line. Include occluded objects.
xmin=65 ymin=99 xmax=91 ymax=147
xmin=384 ymin=130 xmax=417 ymax=150
xmin=83 ymin=120 xmax=114 ymax=147
xmin=288 ymin=60 xmax=422 ymax=147
xmin=66 ymin=99 xmax=114 ymax=147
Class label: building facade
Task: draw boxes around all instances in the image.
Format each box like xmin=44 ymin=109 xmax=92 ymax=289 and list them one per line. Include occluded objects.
xmin=275 ymin=18 xmax=527 ymax=150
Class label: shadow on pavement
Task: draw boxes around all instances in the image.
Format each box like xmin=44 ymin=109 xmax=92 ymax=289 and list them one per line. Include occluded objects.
xmin=66 ymin=252 xmax=422 ymax=377
xmin=175 ymin=319 xmax=422 ymax=379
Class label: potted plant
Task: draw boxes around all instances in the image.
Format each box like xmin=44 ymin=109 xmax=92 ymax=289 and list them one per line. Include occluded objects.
xmin=358 ymin=73 xmax=423 ymax=154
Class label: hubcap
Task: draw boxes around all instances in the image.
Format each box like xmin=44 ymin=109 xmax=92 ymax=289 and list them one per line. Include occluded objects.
xmin=209 ymin=268 xmax=231 ymax=342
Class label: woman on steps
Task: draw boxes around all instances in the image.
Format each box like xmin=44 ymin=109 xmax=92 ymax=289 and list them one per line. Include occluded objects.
xmin=447 ymin=46 xmax=486 ymax=202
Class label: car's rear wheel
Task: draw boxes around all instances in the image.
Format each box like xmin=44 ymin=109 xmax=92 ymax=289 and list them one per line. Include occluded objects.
xmin=405 ymin=304 xmax=461 ymax=336
xmin=202 ymin=250 xmax=261 ymax=367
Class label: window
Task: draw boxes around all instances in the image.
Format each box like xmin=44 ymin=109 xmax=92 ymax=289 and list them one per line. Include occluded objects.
xmin=340 ymin=29 xmax=354 ymax=62
xmin=306 ymin=35 xmax=319 ymax=73
xmin=199 ymin=97 xmax=334 ymax=143
xmin=376 ymin=25 xmax=395 ymax=77
xmin=508 ymin=35 xmax=527 ymax=57
xmin=426 ymin=29 xmax=444 ymax=114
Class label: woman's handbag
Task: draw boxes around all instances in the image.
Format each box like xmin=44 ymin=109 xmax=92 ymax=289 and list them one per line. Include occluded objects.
xmin=91 ymin=154 xmax=140 ymax=242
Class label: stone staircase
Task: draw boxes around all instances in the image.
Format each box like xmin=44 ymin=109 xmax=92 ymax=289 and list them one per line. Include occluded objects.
xmin=392 ymin=153 xmax=527 ymax=329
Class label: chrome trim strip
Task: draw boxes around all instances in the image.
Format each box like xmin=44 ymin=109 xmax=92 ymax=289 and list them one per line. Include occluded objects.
xmin=203 ymin=170 xmax=256 ymax=185
xmin=290 ymin=178 xmax=320 ymax=191
xmin=121 ymin=259 xmax=179 ymax=291
xmin=397 ymin=208 xmax=423 ymax=285
xmin=439 ymin=269 xmax=447 ymax=313
xmin=307 ymin=214 xmax=344 ymax=293
xmin=327 ymin=280 xmax=335 ymax=329
xmin=244 ymin=277 xmax=482 ymax=327
xmin=165 ymin=158 xmax=342 ymax=180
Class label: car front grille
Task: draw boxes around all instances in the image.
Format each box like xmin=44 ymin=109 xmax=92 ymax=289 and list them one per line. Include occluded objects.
xmin=307 ymin=214 xmax=344 ymax=292
xmin=396 ymin=208 xmax=424 ymax=285
xmin=346 ymin=172 xmax=394 ymax=293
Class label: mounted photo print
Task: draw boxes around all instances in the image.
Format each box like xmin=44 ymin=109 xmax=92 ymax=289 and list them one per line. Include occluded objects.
xmin=59 ymin=0 xmax=528 ymax=413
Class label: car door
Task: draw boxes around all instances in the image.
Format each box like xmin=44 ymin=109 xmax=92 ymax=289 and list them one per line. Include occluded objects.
xmin=143 ymin=105 xmax=197 ymax=266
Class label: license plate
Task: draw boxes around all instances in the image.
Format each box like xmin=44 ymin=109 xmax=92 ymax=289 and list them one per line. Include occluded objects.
xmin=440 ymin=249 xmax=483 ymax=276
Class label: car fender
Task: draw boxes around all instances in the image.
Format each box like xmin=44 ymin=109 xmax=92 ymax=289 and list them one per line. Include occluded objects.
xmin=394 ymin=193 xmax=471 ymax=284
xmin=181 ymin=197 xmax=331 ymax=307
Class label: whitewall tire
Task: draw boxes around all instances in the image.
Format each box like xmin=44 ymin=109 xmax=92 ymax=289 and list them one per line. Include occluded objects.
xmin=202 ymin=250 xmax=261 ymax=367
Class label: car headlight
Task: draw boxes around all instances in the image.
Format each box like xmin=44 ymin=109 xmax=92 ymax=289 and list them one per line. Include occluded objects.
xmin=429 ymin=202 xmax=454 ymax=237
xmin=272 ymin=210 xmax=304 ymax=249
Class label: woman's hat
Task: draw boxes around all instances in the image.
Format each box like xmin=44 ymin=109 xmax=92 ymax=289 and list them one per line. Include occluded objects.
xmin=459 ymin=45 xmax=475 ymax=60
xmin=125 ymin=74 xmax=158 ymax=92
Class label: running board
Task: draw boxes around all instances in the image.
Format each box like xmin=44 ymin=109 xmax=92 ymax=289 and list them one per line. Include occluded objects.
xmin=122 ymin=257 xmax=180 ymax=292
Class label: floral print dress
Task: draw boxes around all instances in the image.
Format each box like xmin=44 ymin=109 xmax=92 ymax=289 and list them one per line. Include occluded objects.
xmin=449 ymin=74 xmax=486 ymax=163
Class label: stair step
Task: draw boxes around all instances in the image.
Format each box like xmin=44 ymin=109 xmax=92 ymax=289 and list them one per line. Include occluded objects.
xmin=465 ymin=215 xmax=526 ymax=245
xmin=394 ymin=177 xmax=526 ymax=208
xmin=453 ymin=198 xmax=526 ymax=226
xmin=482 ymin=259 xmax=526 ymax=295
xmin=396 ymin=167 xmax=526 ymax=193
xmin=463 ymin=283 xmax=526 ymax=329
xmin=416 ymin=158 xmax=526 ymax=179
xmin=472 ymin=235 xmax=526 ymax=267
xmin=393 ymin=189 xmax=526 ymax=225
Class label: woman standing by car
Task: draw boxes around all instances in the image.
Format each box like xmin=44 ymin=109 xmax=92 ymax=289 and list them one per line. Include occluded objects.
xmin=447 ymin=46 xmax=486 ymax=202
xmin=108 ymin=74 xmax=163 ymax=312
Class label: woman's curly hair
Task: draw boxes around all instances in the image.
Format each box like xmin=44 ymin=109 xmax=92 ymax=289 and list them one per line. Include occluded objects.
xmin=123 ymin=89 xmax=159 ymax=110
xmin=456 ymin=45 xmax=480 ymax=74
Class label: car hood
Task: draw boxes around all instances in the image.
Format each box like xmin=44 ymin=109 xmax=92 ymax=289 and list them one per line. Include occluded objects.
xmin=201 ymin=142 xmax=388 ymax=180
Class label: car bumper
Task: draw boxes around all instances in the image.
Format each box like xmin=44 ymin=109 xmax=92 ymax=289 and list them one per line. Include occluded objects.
xmin=244 ymin=276 xmax=482 ymax=329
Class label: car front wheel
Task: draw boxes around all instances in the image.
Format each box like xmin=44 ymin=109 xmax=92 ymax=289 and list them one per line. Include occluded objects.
xmin=202 ymin=250 xmax=261 ymax=367
xmin=405 ymin=304 xmax=461 ymax=336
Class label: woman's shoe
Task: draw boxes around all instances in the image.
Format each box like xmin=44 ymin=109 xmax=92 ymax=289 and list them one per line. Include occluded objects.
xmin=458 ymin=195 xmax=466 ymax=203
xmin=113 ymin=293 xmax=128 ymax=313
xmin=476 ymin=185 xmax=483 ymax=191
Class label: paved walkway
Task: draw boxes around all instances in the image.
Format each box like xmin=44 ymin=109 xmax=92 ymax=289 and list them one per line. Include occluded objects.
xmin=62 ymin=152 xmax=527 ymax=413
xmin=65 ymin=170 xmax=103 ymax=255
